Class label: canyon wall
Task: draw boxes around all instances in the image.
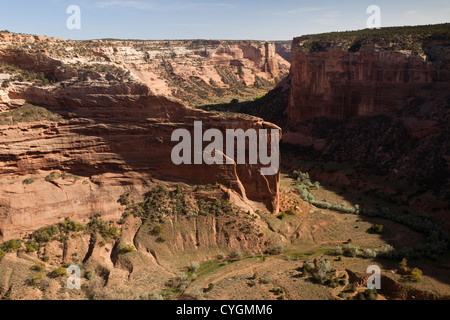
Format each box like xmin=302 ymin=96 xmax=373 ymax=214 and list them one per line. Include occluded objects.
xmin=286 ymin=37 xmax=449 ymax=124
xmin=0 ymin=33 xmax=282 ymax=241
xmin=276 ymin=26 xmax=450 ymax=223
xmin=0 ymin=33 xmax=290 ymax=106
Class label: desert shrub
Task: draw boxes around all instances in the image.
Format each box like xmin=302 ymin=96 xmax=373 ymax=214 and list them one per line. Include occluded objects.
xmin=31 ymin=225 xmax=59 ymax=243
xmin=50 ymin=266 xmax=67 ymax=278
xmin=149 ymin=292 xmax=164 ymax=300
xmin=22 ymin=178 xmax=35 ymax=185
xmin=61 ymin=218 xmax=84 ymax=234
xmin=45 ymin=171 xmax=60 ymax=182
xmin=167 ymin=272 xmax=190 ymax=289
xmin=189 ymin=262 xmax=200 ymax=272
xmin=118 ymin=193 xmax=131 ymax=206
xmin=302 ymin=259 xmax=340 ymax=287
xmin=302 ymin=262 xmax=316 ymax=276
xmin=277 ymin=212 xmax=287 ymax=220
xmin=317 ymin=259 xmax=332 ymax=283
xmin=25 ymin=240 xmax=39 ymax=252
xmin=204 ymin=283 xmax=215 ymax=293
xmin=363 ymin=249 xmax=377 ymax=259
xmin=156 ymin=235 xmax=168 ymax=243
xmin=333 ymin=246 xmax=344 ymax=256
xmin=356 ymin=289 xmax=378 ymax=300
xmin=370 ymin=224 xmax=384 ymax=234
xmin=285 ymin=207 xmax=296 ymax=216
xmin=31 ymin=263 xmax=45 ymax=272
xmin=408 ymin=268 xmax=423 ymax=283
xmin=87 ymin=215 xmax=119 ymax=242
xmin=229 ymin=251 xmax=243 ymax=260
xmin=119 ymin=245 xmax=135 ymax=254
xmin=377 ymin=244 xmax=396 ymax=259
xmin=84 ymin=270 xmax=95 ymax=280
xmin=261 ymin=276 xmax=272 ymax=284
xmin=0 ymin=103 xmax=62 ymax=125
xmin=0 ymin=239 xmax=22 ymax=252
xmin=152 ymin=225 xmax=164 ymax=235
xmin=28 ymin=272 xmax=44 ymax=287
xmin=342 ymin=244 xmax=360 ymax=257
xmin=189 ymin=285 xmax=205 ymax=300
xmin=265 ymin=243 xmax=284 ymax=255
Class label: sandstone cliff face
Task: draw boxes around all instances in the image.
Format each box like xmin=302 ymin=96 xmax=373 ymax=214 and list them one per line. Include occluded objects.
xmin=0 ymin=33 xmax=282 ymax=241
xmin=0 ymin=33 xmax=290 ymax=105
xmin=286 ymin=39 xmax=448 ymax=124
xmin=241 ymin=27 xmax=449 ymax=223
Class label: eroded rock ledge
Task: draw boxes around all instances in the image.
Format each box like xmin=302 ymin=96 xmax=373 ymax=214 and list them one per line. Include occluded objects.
xmin=0 ymin=34 xmax=282 ymax=241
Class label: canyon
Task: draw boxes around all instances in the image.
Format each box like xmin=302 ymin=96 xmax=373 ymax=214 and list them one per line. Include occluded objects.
xmin=239 ymin=25 xmax=449 ymax=225
xmin=0 ymin=25 xmax=449 ymax=301
xmin=0 ymin=33 xmax=290 ymax=241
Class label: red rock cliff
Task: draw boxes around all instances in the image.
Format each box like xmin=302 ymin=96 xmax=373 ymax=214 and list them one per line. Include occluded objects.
xmin=0 ymin=34 xmax=282 ymax=241
xmin=286 ymin=36 xmax=449 ymax=124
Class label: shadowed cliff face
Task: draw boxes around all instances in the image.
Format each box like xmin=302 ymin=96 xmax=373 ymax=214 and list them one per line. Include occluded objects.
xmin=0 ymin=34 xmax=282 ymax=241
xmin=242 ymin=27 xmax=450 ymax=224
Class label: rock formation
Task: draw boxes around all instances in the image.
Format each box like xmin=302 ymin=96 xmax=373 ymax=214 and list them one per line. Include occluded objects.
xmin=0 ymin=32 xmax=283 ymax=241
xmin=287 ymin=35 xmax=448 ymax=124
xmin=246 ymin=25 xmax=450 ymax=224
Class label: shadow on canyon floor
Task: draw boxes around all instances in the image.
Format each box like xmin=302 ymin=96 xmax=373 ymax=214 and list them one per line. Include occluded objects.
xmin=279 ymin=149 xmax=450 ymax=288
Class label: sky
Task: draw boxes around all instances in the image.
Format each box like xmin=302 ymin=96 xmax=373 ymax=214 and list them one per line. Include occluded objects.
xmin=0 ymin=0 xmax=449 ymax=40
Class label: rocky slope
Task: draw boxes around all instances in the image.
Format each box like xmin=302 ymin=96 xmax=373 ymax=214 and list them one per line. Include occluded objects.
xmin=0 ymin=33 xmax=290 ymax=106
xmin=0 ymin=32 xmax=284 ymax=241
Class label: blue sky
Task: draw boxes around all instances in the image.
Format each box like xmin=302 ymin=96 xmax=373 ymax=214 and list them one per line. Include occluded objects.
xmin=0 ymin=0 xmax=449 ymax=40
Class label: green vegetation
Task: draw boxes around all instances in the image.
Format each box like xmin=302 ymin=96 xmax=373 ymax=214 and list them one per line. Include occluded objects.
xmin=0 ymin=63 xmax=53 ymax=86
xmin=118 ymin=245 xmax=135 ymax=254
xmin=25 ymin=240 xmax=39 ymax=252
xmin=300 ymin=259 xmax=346 ymax=288
xmin=353 ymin=289 xmax=378 ymax=301
xmin=118 ymin=185 xmax=245 ymax=225
xmin=370 ymin=224 xmax=384 ymax=234
xmin=397 ymin=259 xmax=423 ymax=283
xmin=31 ymin=225 xmax=59 ymax=244
xmin=0 ymin=239 xmax=22 ymax=253
xmin=50 ymin=266 xmax=67 ymax=278
xmin=87 ymin=214 xmax=120 ymax=243
xmin=408 ymin=268 xmax=423 ymax=283
xmin=0 ymin=103 xmax=63 ymax=125
xmin=292 ymin=170 xmax=356 ymax=213
xmin=64 ymin=62 xmax=130 ymax=81
xmin=22 ymin=178 xmax=35 ymax=185
xmin=295 ymin=23 xmax=450 ymax=54
xmin=277 ymin=212 xmax=287 ymax=220
xmin=292 ymin=169 xmax=449 ymax=260
xmin=45 ymin=171 xmax=82 ymax=182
